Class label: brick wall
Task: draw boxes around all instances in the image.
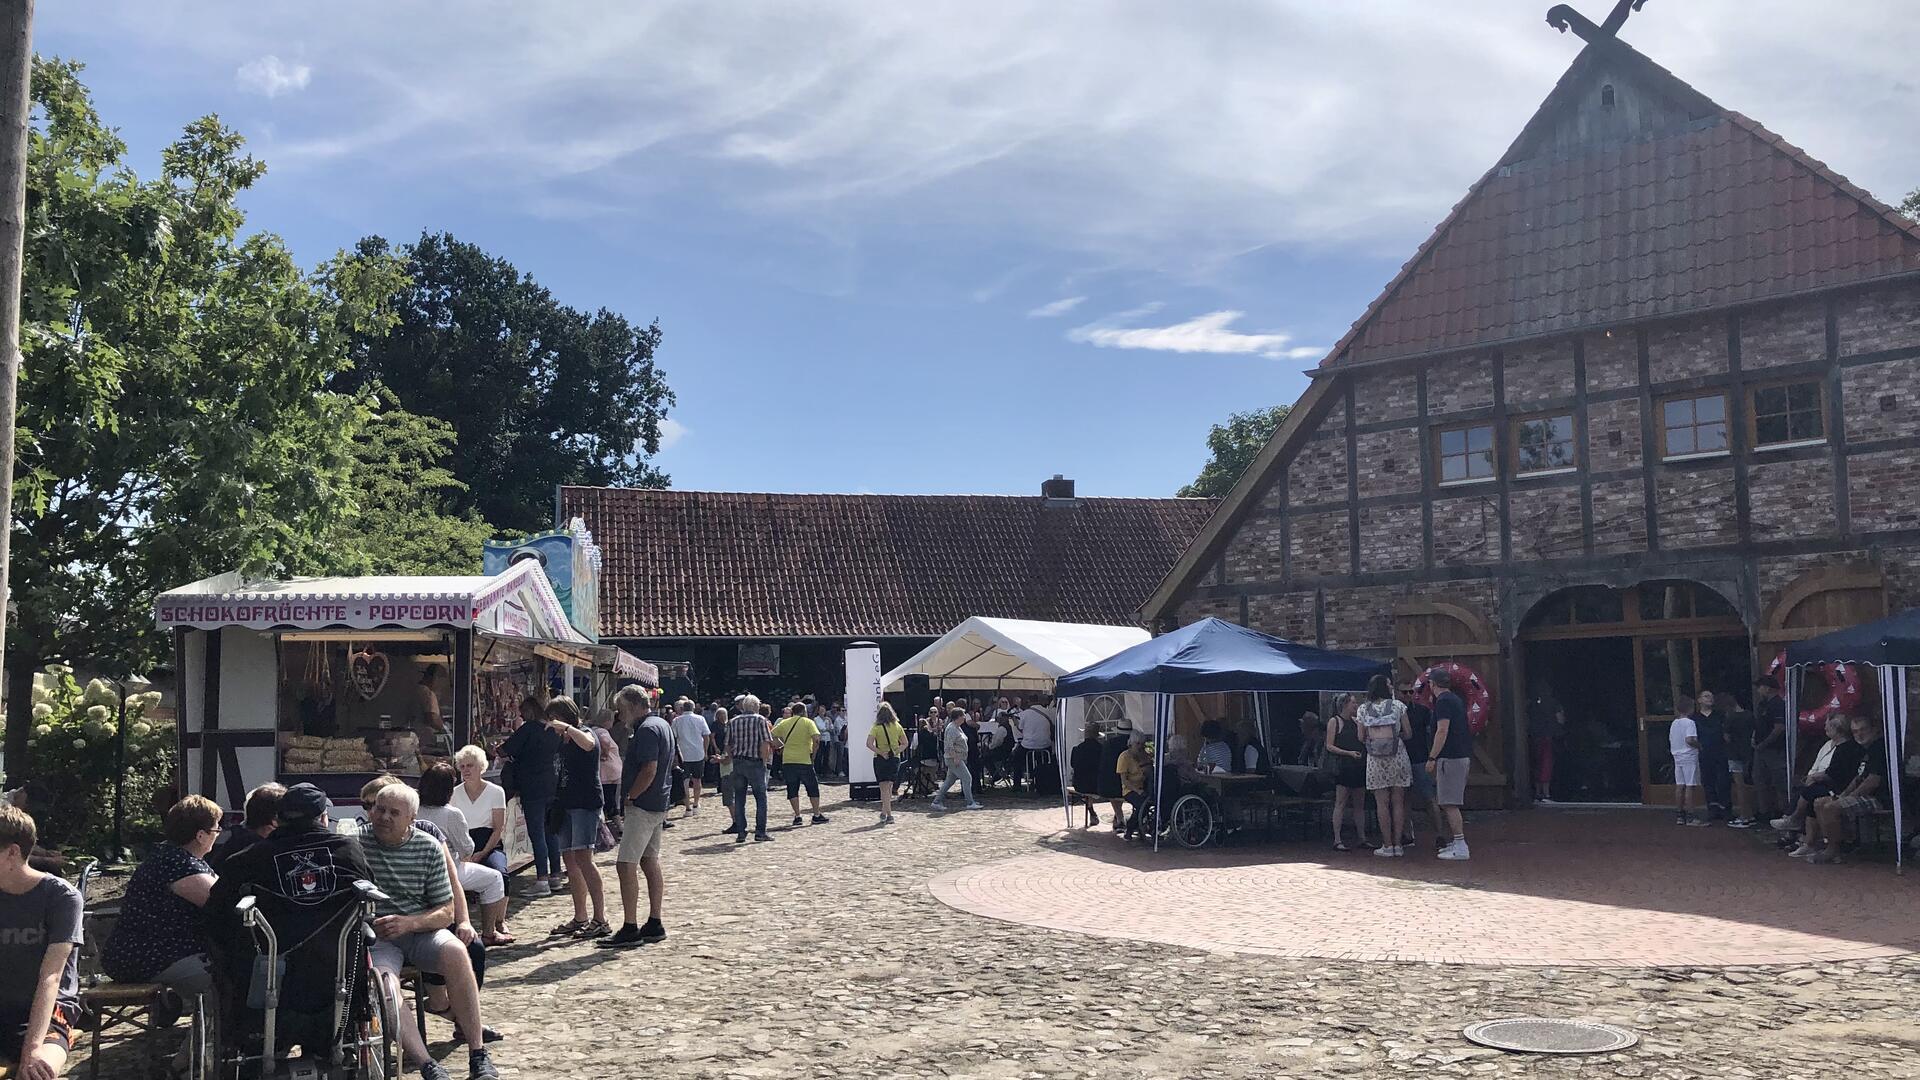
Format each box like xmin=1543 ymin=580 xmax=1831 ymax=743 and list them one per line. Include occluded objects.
xmin=1584 ymin=330 xmax=1637 ymax=391
xmin=1353 ymin=427 xmax=1422 ymax=498
xmin=1351 ymin=369 xmax=1420 ymax=426
xmin=1589 ymin=479 xmax=1648 ymax=554
xmin=1245 ymin=591 xmax=1317 ymax=644
xmin=1646 ymin=315 xmax=1727 ymax=384
xmin=1848 ymin=449 xmax=1920 ymax=532
xmin=1356 ymin=503 xmax=1423 ymax=573
xmin=1503 ymin=341 xmax=1578 ymax=404
xmin=1431 ymin=494 xmax=1501 ymax=564
xmin=1841 ymin=355 xmax=1920 ymax=445
xmin=1321 ymin=584 xmax=1397 ymax=651
xmin=1289 ymin=511 xmax=1351 ymax=577
xmin=1178 ymin=595 xmax=1242 ymax=626
xmin=1740 ymin=297 xmax=1827 ymax=369
xmin=1426 ymin=353 xmax=1495 ymax=415
xmin=1507 ymin=485 xmax=1585 ymax=561
xmin=1747 ymin=457 xmax=1836 ymax=543
xmin=1835 ymin=284 xmax=1920 ymax=357
xmin=1586 ymin=396 xmax=1642 ymax=472
xmin=1654 ymin=467 xmax=1739 ymax=548
xmin=1221 ymin=516 xmax=1285 ymax=582
xmin=1286 ymin=433 xmax=1348 ymax=506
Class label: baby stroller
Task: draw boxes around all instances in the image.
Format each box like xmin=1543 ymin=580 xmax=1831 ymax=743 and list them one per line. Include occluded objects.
xmin=206 ymin=880 xmax=401 ymax=1080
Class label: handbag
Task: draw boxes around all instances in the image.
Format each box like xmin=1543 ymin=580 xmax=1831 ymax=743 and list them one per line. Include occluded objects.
xmin=592 ymin=819 xmax=616 ymax=853
xmin=670 ymin=764 xmax=688 ymax=808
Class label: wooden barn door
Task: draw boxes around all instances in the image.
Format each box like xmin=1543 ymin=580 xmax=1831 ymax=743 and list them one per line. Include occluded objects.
xmin=1757 ymin=565 xmax=1887 ymax=655
xmin=1395 ymin=599 xmax=1506 ymax=805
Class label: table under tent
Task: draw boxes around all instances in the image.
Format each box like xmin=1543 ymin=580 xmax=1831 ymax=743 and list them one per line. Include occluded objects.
xmin=1054 ymin=618 xmax=1386 ymax=850
xmin=1784 ymin=609 xmax=1918 ymax=872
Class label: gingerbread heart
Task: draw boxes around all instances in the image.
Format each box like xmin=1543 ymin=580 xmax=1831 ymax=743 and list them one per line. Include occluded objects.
xmin=349 ymin=649 xmax=391 ymax=701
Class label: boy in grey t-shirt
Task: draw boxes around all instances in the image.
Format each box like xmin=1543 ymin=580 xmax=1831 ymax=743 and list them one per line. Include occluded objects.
xmin=0 ymin=805 xmax=82 ymax=1078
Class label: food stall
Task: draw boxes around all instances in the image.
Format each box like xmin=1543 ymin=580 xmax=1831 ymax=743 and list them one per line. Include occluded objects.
xmin=157 ymin=559 xmax=618 ymax=807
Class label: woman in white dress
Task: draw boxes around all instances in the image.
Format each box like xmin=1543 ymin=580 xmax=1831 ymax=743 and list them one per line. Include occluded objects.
xmin=1357 ymin=674 xmax=1413 ymax=858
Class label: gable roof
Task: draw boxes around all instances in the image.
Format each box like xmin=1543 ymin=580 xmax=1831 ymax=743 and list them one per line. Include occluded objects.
xmin=1145 ymin=31 xmax=1920 ymax=622
xmin=560 ymin=486 xmax=1217 ymax=639
xmin=1322 ymin=36 xmax=1920 ymax=368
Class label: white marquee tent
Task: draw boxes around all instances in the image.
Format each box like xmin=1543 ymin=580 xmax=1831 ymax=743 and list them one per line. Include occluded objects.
xmin=881 ymin=617 xmax=1149 ymax=693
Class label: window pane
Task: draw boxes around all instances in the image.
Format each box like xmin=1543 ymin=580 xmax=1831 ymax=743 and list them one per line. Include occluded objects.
xmin=1787 ymin=383 xmax=1820 ymax=411
xmin=1470 ymin=450 xmax=1495 ymax=478
xmin=1441 ymin=455 xmax=1466 ymax=482
xmin=1695 ymin=395 xmax=1725 ymax=421
xmin=1789 ymin=408 xmax=1823 ymax=441
xmin=1697 ymin=421 xmax=1728 ymax=452
xmin=1663 ymin=399 xmax=1693 ymax=427
xmin=1754 ymin=385 xmax=1786 ymax=416
xmin=1639 ymin=583 xmax=1693 ymax=621
xmin=1545 ymin=439 xmax=1574 ymax=468
xmin=1440 ymin=429 xmax=1464 ymax=454
xmin=1548 ymin=415 xmax=1574 ymax=441
xmin=1668 ymin=427 xmax=1696 ymax=456
xmin=1572 ymin=587 xmax=1624 ymax=624
xmin=1693 ymin=586 xmax=1737 ymax=619
xmin=1641 ymin=637 xmax=1699 ymax=717
xmin=1755 ymin=413 xmax=1789 ymax=445
xmin=1466 ymin=425 xmax=1492 ymax=452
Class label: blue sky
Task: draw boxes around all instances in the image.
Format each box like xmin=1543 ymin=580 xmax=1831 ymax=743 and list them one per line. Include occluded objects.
xmin=41 ymin=2 xmax=1918 ymax=498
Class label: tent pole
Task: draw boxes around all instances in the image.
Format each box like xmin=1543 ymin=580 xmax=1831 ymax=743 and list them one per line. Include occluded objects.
xmin=1060 ymin=696 xmax=1074 ymax=830
xmin=1153 ymin=693 xmax=1169 ymax=853
xmin=1880 ymin=665 xmax=1906 ymax=874
xmin=1784 ymin=665 xmax=1799 ymax=807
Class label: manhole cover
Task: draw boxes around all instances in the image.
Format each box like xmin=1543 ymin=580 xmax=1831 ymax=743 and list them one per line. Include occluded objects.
xmin=1462 ymin=1018 xmax=1639 ymax=1055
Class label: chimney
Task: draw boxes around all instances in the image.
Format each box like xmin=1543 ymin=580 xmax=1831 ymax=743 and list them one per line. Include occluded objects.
xmin=1041 ymin=474 xmax=1078 ymax=505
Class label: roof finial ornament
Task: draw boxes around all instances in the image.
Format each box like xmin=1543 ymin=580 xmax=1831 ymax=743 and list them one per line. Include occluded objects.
xmin=1547 ymin=0 xmax=1649 ymax=42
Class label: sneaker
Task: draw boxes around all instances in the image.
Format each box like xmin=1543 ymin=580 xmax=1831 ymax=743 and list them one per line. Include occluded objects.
xmin=965 ymin=803 xmax=984 ymax=811
xmin=468 ymin=1048 xmax=500 ymax=1080
xmin=1727 ymin=818 xmax=1753 ymax=829
xmin=929 ymin=801 xmax=947 ymax=812
xmin=520 ymin=879 xmax=551 ymax=899
xmin=638 ymin=917 xmax=666 ymax=944
xmin=752 ymin=831 xmax=774 ymax=842
xmin=1373 ymin=845 xmax=1396 ymax=858
xmin=1684 ymin=817 xmax=1710 ymax=827
xmin=1786 ymin=844 xmax=1816 ymax=858
xmin=1769 ymin=816 xmax=1800 ymax=831
xmin=661 ymin=820 xmax=675 ymax=830
xmin=1436 ymin=842 xmax=1470 ymax=861
xmin=811 ymin=814 xmax=830 ymax=824
xmin=597 ymin=924 xmax=645 ymax=949
xmin=451 ymin=1025 xmax=504 ymax=1047
xmin=1808 ymin=849 xmax=1844 ymax=865
xmin=721 ymin=824 xmax=744 ymax=836
xmin=734 ymin=832 xmax=747 ymax=845
xmin=791 ymin=815 xmax=804 ymax=827
xmin=420 ymin=1061 xmax=451 ymax=1080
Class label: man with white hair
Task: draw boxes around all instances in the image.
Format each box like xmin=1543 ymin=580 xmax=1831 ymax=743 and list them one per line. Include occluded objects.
xmin=721 ymin=694 xmax=776 ymax=843
xmin=360 ymin=783 xmax=497 ymax=1080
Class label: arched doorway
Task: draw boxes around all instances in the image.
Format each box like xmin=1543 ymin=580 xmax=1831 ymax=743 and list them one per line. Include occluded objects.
xmin=1394 ymin=598 xmax=1505 ymax=805
xmin=1517 ymin=581 xmax=1748 ymax=805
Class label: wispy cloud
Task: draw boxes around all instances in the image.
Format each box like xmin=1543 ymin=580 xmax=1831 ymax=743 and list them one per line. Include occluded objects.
xmin=1068 ymin=310 xmax=1321 ymax=361
xmin=235 ymin=55 xmax=311 ymax=98
xmin=1026 ymin=296 xmax=1085 ymax=318
xmin=657 ymin=417 xmax=687 ymax=451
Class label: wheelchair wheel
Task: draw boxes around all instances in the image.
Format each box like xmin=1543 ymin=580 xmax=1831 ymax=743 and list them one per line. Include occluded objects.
xmin=1170 ymin=794 xmax=1215 ymax=848
xmin=363 ymin=968 xmax=403 ymax=1080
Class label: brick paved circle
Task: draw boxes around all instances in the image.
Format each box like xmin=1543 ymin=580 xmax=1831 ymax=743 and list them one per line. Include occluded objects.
xmin=930 ymin=808 xmax=1920 ymax=967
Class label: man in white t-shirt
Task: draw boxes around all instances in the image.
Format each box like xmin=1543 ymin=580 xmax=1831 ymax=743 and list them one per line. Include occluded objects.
xmin=670 ymin=700 xmax=715 ymax=814
xmin=1669 ymin=694 xmax=1704 ymax=827
xmin=1013 ymin=701 xmax=1055 ymax=792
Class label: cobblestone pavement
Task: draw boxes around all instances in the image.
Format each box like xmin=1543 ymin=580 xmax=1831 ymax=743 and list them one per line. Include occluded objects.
xmin=83 ymin=791 xmax=1920 ymax=1079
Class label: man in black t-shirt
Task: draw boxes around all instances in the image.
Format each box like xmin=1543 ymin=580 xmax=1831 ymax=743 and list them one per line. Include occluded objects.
xmin=1426 ymin=668 xmax=1474 ymax=861
xmin=1690 ymin=691 xmax=1732 ymax=822
xmin=1802 ymin=714 xmax=1889 ymax=865
xmin=1750 ymin=677 xmax=1789 ymax=824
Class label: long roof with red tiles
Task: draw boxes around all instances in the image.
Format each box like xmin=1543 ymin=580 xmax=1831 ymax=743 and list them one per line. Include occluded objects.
xmin=561 ymin=485 xmax=1217 ymax=639
xmin=1323 ymin=35 xmax=1920 ymax=367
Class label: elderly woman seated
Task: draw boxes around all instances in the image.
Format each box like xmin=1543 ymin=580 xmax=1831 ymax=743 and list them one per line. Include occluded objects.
xmin=1771 ymin=713 xmax=1860 ymax=840
xmin=416 ymin=763 xmax=514 ymax=946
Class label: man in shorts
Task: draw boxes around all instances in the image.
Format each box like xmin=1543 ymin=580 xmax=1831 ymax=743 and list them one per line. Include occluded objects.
xmin=0 ymin=805 xmax=80 ymax=1080
xmin=359 ymin=784 xmax=496 ymax=1080
xmin=669 ymin=698 xmax=714 ymax=813
xmin=773 ymin=702 xmax=829 ymax=827
xmin=1803 ymin=714 xmax=1889 ymax=865
xmin=1425 ymin=668 xmax=1474 ymax=861
xmin=602 ymin=686 xmax=675 ymax=947
xmin=1669 ymin=695 xmax=1704 ymax=825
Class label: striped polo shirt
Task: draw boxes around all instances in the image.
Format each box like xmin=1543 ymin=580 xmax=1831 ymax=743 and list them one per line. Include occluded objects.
xmin=357 ymin=822 xmax=453 ymax=918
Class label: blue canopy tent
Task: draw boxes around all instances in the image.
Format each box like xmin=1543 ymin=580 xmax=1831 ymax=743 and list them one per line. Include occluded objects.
xmin=1784 ymin=609 xmax=1919 ymax=871
xmin=1054 ymin=618 xmax=1387 ymax=849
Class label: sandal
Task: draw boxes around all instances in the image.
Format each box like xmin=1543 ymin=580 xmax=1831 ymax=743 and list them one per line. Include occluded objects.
xmin=549 ymin=918 xmax=587 ymax=936
xmin=482 ymin=931 xmax=516 ymax=947
xmin=574 ymin=919 xmax=611 ymax=939
xmin=1332 ymin=841 xmax=1351 ymax=852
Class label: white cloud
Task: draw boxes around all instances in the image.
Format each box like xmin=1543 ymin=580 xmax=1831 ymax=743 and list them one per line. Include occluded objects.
xmin=1026 ymin=296 xmax=1085 ymax=318
xmin=1068 ymin=310 xmax=1321 ymax=361
xmin=235 ymin=55 xmax=311 ymax=98
xmin=657 ymin=416 xmax=687 ymax=451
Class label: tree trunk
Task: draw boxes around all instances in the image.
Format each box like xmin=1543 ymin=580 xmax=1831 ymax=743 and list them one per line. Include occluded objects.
xmin=0 ymin=1 xmax=34 ymax=766
xmin=4 ymin=649 xmax=32 ymax=787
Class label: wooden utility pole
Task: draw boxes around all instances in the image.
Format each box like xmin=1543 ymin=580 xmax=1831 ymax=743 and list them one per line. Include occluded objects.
xmin=0 ymin=0 xmax=30 ymax=782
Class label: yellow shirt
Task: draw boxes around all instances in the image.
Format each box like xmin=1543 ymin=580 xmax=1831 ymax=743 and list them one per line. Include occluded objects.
xmin=1117 ymin=748 xmax=1149 ymax=796
xmin=772 ymin=715 xmax=819 ymax=765
xmin=871 ymin=721 xmax=907 ymax=757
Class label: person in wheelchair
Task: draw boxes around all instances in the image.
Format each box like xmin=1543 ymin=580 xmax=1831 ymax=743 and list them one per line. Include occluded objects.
xmin=207 ymin=783 xmax=382 ymax=1074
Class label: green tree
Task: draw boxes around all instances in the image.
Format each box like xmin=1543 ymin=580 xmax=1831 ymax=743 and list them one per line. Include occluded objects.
xmin=341 ymin=232 xmax=675 ymax=533
xmin=6 ymin=59 xmax=407 ymax=777
xmin=1178 ymin=405 xmax=1290 ymax=498
xmin=340 ymin=392 xmax=494 ymax=575
xmin=1901 ymin=187 xmax=1920 ymax=221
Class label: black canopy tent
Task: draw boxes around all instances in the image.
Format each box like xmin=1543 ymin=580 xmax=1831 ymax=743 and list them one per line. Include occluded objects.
xmin=1783 ymin=609 xmax=1917 ymax=871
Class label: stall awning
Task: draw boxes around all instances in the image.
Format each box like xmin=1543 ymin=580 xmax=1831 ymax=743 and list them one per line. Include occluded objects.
xmin=1055 ymin=617 xmax=1385 ymax=697
xmin=881 ymin=617 xmax=1149 ymax=692
xmin=1785 ymin=608 xmax=1920 ymax=667
xmin=597 ymin=646 xmax=659 ymax=686
xmin=155 ymin=560 xmax=588 ymax=644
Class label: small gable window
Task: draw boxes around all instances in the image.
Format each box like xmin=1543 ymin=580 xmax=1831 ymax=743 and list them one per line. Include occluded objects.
xmin=1600 ymin=84 xmax=1616 ymax=109
xmin=1513 ymin=412 xmax=1577 ymax=475
xmin=1660 ymin=394 xmax=1728 ymax=459
xmin=1438 ymin=423 xmax=1497 ymax=485
xmin=1750 ymin=380 xmax=1826 ymax=449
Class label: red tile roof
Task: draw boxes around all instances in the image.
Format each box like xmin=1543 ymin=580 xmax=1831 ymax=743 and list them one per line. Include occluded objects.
xmin=1324 ymin=39 xmax=1920 ymax=367
xmin=560 ymin=486 xmax=1218 ymax=639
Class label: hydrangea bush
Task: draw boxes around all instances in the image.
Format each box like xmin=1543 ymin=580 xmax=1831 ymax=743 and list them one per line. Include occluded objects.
xmin=26 ymin=664 xmax=175 ymax=853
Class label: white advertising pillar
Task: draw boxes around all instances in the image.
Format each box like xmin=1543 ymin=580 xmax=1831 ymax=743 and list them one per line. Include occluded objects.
xmin=845 ymin=642 xmax=882 ymax=790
